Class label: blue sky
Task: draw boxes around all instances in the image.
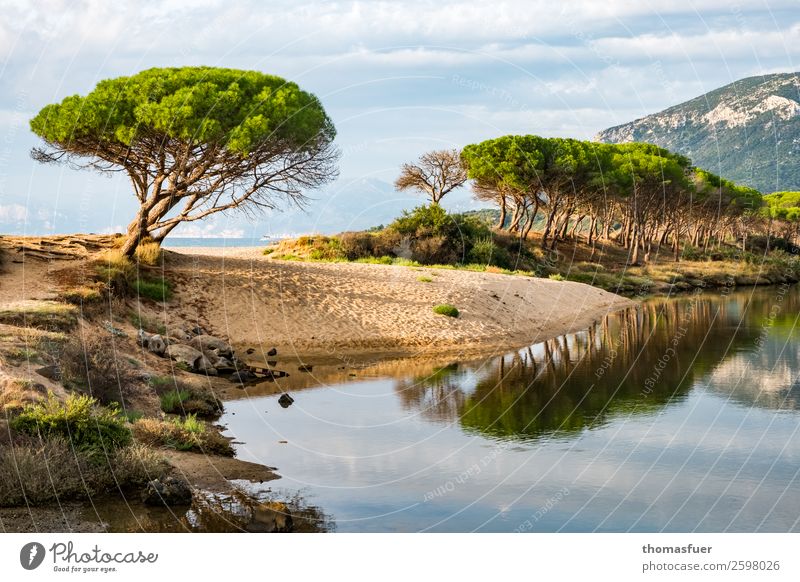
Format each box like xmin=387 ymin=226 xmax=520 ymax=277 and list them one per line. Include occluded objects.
xmin=0 ymin=0 xmax=797 ymax=236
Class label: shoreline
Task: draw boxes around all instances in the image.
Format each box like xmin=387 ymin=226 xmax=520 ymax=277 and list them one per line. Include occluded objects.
xmin=164 ymin=246 xmax=636 ymax=358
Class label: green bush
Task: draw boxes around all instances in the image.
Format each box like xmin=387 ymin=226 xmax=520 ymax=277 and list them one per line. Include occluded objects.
xmin=548 ymin=273 xmax=565 ymax=281
xmin=135 ymin=277 xmax=172 ymax=302
xmin=391 ymin=204 xmax=451 ymax=236
xmin=151 ymin=377 xmax=222 ymax=417
xmin=433 ymin=304 xmax=460 ymax=318
xmin=417 ymin=276 xmax=433 ymax=283
xmin=10 ymin=393 xmax=132 ymax=452
xmin=160 ymin=390 xmax=191 ymax=413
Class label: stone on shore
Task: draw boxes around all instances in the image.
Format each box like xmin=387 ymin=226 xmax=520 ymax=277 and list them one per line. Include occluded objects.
xmin=141 ymin=476 xmax=193 ymax=506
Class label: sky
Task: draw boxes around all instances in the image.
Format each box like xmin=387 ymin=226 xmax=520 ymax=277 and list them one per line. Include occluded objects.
xmin=0 ymin=0 xmax=797 ymax=237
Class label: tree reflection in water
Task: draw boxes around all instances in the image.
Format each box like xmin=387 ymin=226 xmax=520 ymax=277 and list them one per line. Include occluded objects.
xmin=397 ymin=287 xmax=799 ymax=442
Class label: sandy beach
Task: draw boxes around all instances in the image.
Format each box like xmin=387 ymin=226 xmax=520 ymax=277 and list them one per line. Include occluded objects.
xmin=165 ymin=246 xmax=635 ymax=358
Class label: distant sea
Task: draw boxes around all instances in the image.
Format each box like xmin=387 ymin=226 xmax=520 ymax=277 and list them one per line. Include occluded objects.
xmin=162 ymin=237 xmax=274 ymax=248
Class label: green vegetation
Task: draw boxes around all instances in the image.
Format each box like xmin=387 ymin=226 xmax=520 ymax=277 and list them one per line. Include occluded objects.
xmin=433 ymin=304 xmax=460 ymax=318
xmin=461 ymin=136 xmax=769 ymax=263
xmin=30 ymin=66 xmax=337 ymax=257
xmin=271 ymin=205 xmax=530 ymax=271
xmin=10 ymin=393 xmax=132 ymax=453
xmin=160 ymin=389 xmax=191 ymax=413
xmin=132 ymin=415 xmax=233 ymax=456
xmin=548 ymin=273 xmax=565 ymax=281
xmin=417 ymin=276 xmax=433 ymax=283
xmin=134 ymin=277 xmax=173 ymax=302
xmin=150 ymin=376 xmax=222 ymax=417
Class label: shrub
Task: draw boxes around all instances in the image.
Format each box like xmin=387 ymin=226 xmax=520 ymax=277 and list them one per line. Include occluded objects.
xmin=410 ymin=235 xmax=455 ymax=264
xmin=339 ymin=231 xmax=375 ymax=260
xmin=160 ymin=389 xmax=191 ymax=413
xmin=0 ymin=436 xmax=166 ymax=507
xmin=135 ymin=277 xmax=172 ymax=302
xmin=433 ymin=304 xmax=460 ymax=318
xmin=548 ymin=273 xmax=565 ymax=281
xmin=467 ymin=236 xmax=497 ymax=265
xmin=10 ymin=393 xmax=132 ymax=452
xmin=391 ymin=204 xmax=451 ymax=236
xmin=417 ymin=276 xmax=433 ymax=283
xmin=132 ymin=415 xmax=233 ymax=456
xmin=59 ymin=332 xmax=139 ymax=405
xmin=150 ymin=376 xmax=222 ymax=417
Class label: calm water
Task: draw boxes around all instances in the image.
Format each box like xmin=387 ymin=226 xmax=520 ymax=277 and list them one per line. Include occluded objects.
xmin=222 ymin=285 xmax=800 ymax=532
xmin=162 ymin=237 xmax=270 ymax=247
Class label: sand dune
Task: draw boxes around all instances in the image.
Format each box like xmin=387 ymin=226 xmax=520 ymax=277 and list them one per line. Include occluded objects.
xmin=165 ymin=247 xmax=635 ymax=358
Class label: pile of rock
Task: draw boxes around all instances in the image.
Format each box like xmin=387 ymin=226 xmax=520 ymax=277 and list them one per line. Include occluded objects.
xmin=138 ymin=326 xmax=240 ymax=377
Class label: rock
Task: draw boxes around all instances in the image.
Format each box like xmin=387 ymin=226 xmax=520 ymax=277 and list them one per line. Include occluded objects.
xmin=214 ymin=357 xmax=235 ymax=374
xmin=166 ymin=344 xmax=203 ymax=369
xmin=247 ymin=501 xmax=293 ymax=533
xmin=142 ymin=476 xmax=193 ymax=506
xmin=195 ymin=354 xmax=218 ymax=376
xmin=167 ymin=327 xmax=192 ymax=342
xmin=137 ymin=328 xmax=151 ymax=346
xmin=189 ymin=335 xmax=234 ymax=359
xmin=278 ymin=393 xmax=294 ymax=408
xmin=267 ymin=347 xmax=278 ymax=357
xmin=147 ymin=334 xmax=167 ymax=356
xmin=190 ymin=325 xmax=208 ymax=337
xmin=298 ymin=364 xmax=313 ymax=372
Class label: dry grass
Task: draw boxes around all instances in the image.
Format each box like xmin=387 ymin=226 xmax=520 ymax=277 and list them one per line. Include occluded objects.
xmin=59 ymin=330 xmax=141 ymax=406
xmin=132 ymin=416 xmax=234 ymax=456
xmin=134 ymin=240 xmax=163 ymax=266
xmin=0 ymin=301 xmax=78 ymax=331
xmin=0 ymin=377 xmax=46 ymax=411
xmin=0 ymin=436 xmax=167 ymax=507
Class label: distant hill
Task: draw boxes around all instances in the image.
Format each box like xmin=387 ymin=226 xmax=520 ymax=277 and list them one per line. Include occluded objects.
xmin=596 ymin=72 xmax=800 ymax=193
xmin=265 ymin=177 xmax=484 ymax=235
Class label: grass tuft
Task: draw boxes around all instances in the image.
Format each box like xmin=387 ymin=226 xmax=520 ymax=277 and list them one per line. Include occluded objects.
xmin=433 ymin=304 xmax=460 ymax=318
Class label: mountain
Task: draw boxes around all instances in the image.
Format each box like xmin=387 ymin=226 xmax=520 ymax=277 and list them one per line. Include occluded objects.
xmin=596 ymin=72 xmax=800 ymax=193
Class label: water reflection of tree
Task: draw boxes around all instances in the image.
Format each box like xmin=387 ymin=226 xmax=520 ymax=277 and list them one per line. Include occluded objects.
xmin=395 ymin=364 xmax=467 ymax=422
xmin=396 ymin=289 xmax=783 ymax=441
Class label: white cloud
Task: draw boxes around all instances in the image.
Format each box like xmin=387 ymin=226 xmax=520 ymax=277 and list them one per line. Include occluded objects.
xmin=0 ymin=203 xmax=28 ymax=223
xmin=171 ymin=221 xmax=246 ymax=238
